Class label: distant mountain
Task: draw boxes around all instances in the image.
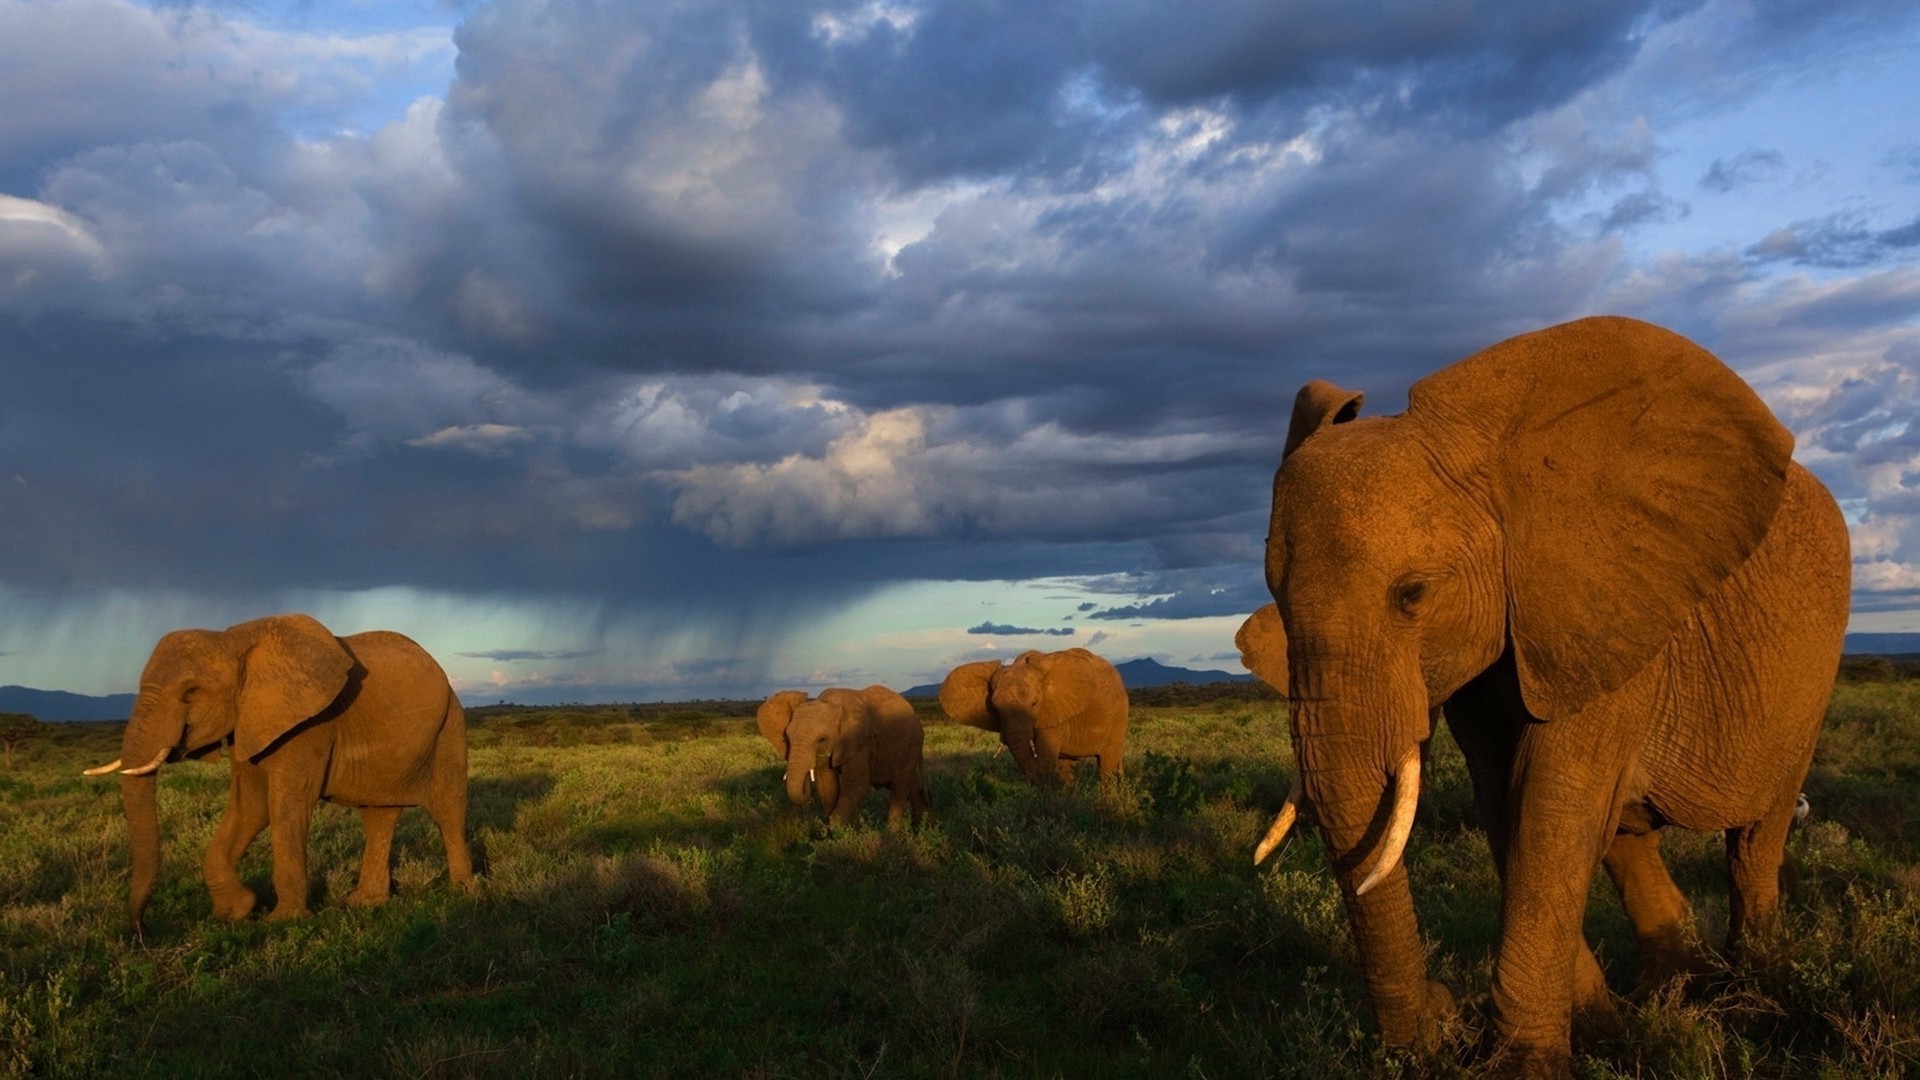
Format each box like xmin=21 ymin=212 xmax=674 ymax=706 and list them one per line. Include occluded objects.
xmin=0 ymin=686 xmax=135 ymax=722
xmin=902 ymin=657 xmax=1252 ymax=698
xmin=1844 ymin=633 xmax=1920 ymax=656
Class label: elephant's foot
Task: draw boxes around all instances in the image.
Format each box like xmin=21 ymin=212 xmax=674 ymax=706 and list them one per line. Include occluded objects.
xmin=1571 ymin=948 xmax=1626 ymax=1044
xmin=1635 ymin=930 xmax=1712 ymax=994
xmin=1379 ymin=980 xmax=1458 ymax=1053
xmin=209 ymin=886 xmax=257 ymax=922
xmin=344 ymin=883 xmax=391 ymax=908
xmin=264 ymin=902 xmax=311 ymax=922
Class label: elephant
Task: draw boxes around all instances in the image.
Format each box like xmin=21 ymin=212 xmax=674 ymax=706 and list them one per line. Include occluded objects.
xmin=939 ymin=648 xmax=1129 ymax=784
xmin=83 ymin=614 xmax=474 ymax=931
xmin=1246 ymin=316 xmax=1850 ymax=1076
xmin=758 ymin=686 xmax=928 ymax=829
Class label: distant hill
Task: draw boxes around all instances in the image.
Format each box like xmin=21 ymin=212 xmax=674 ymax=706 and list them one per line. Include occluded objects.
xmin=0 ymin=686 xmax=135 ymax=722
xmin=903 ymin=657 xmax=1252 ymax=698
xmin=1845 ymin=633 xmax=1920 ymax=656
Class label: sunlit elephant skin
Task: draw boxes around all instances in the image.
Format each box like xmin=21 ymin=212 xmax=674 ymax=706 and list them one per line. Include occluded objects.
xmin=1248 ymin=317 xmax=1850 ymax=1076
xmin=938 ymin=648 xmax=1129 ymax=784
xmin=759 ymin=686 xmax=928 ymax=829
xmin=84 ymin=614 xmax=474 ymax=931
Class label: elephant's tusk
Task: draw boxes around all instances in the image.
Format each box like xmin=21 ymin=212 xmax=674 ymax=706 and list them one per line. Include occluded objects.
xmin=1253 ymin=775 xmax=1304 ymax=865
xmin=119 ymin=748 xmax=171 ymax=777
xmin=809 ymin=769 xmax=816 ymax=783
xmin=82 ymin=758 xmax=124 ymax=777
xmin=1355 ymin=748 xmax=1421 ymax=897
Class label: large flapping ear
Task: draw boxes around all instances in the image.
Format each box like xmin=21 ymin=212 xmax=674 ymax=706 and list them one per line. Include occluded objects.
xmin=939 ymin=660 xmax=1003 ymax=730
xmin=756 ymin=690 xmax=809 ymax=759
xmin=1408 ymin=316 xmax=1793 ymax=720
xmin=1284 ymin=380 xmax=1365 ymax=459
xmin=1235 ymin=604 xmax=1290 ymax=692
xmin=230 ymin=614 xmax=354 ymax=762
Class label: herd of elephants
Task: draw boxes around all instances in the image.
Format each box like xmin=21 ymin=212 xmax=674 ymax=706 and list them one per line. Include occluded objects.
xmin=75 ymin=317 xmax=1852 ymax=1077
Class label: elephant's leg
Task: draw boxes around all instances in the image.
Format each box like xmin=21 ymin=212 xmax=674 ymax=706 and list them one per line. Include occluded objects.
xmin=1601 ymin=828 xmax=1700 ymax=988
xmin=1489 ymin=721 xmax=1639 ymax=1075
xmin=1724 ymin=782 xmax=1802 ymax=954
xmin=884 ymin=783 xmax=909 ymax=832
xmin=204 ymin=762 xmax=269 ymax=921
xmin=426 ymin=727 xmax=475 ymax=890
xmin=1031 ymin=728 xmax=1069 ymax=786
xmin=1446 ymin=687 xmax=1618 ymax=1041
xmin=346 ymin=806 xmax=402 ymax=907
xmin=831 ymin=776 xmax=873 ymax=828
xmin=263 ymin=765 xmax=324 ymax=921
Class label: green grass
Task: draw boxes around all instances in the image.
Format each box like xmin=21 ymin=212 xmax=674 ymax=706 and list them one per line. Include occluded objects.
xmin=1 ymin=686 xmax=1917 ymax=1078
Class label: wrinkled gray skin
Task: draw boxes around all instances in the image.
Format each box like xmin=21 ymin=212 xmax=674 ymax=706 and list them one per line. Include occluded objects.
xmin=758 ymin=686 xmax=928 ymax=829
xmin=89 ymin=613 xmax=473 ymax=932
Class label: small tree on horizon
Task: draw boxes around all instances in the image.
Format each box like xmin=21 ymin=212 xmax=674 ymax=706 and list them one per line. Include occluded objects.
xmin=0 ymin=711 xmax=43 ymax=769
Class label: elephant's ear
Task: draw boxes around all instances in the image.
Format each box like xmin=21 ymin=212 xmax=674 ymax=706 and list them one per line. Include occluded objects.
xmin=939 ymin=660 xmax=1002 ymax=730
xmin=1284 ymin=380 xmax=1364 ymax=459
xmin=230 ymin=614 xmax=354 ymax=762
xmin=1409 ymin=316 xmax=1793 ymax=720
xmin=1235 ymin=604 xmax=1290 ymax=692
xmin=757 ymin=690 xmax=809 ymax=759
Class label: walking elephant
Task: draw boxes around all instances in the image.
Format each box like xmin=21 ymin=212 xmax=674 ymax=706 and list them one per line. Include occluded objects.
xmin=939 ymin=648 xmax=1128 ymax=784
xmin=1250 ymin=317 xmax=1849 ymax=1076
xmin=758 ymin=686 xmax=928 ymax=829
xmin=83 ymin=614 xmax=473 ymax=931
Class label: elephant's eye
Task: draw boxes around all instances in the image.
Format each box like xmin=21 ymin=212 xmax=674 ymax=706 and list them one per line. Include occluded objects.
xmin=180 ymin=685 xmax=199 ymax=704
xmin=1390 ymin=577 xmax=1427 ymax=617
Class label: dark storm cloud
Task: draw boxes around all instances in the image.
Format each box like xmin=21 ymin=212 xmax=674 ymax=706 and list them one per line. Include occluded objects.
xmin=1 ymin=0 xmax=1915 ymax=679
xmin=967 ymin=623 xmax=1074 ymax=636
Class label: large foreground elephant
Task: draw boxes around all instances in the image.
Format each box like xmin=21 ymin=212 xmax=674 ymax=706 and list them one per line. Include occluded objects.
xmin=759 ymin=686 xmax=928 ymax=829
xmin=939 ymin=648 xmax=1128 ymax=783
xmin=84 ymin=614 xmax=473 ymax=930
xmin=1250 ymin=317 xmax=1849 ymax=1076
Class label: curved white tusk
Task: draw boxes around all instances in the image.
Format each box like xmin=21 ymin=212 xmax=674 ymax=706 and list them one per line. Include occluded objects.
xmin=119 ymin=748 xmax=172 ymax=777
xmin=1253 ymin=775 xmax=1304 ymax=865
xmin=1355 ymin=748 xmax=1422 ymax=897
xmin=82 ymin=758 xmax=125 ymax=777
xmin=808 ymin=769 xmax=816 ymax=783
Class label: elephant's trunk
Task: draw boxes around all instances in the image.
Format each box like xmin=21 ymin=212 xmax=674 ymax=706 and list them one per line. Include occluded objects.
xmin=1294 ymin=700 xmax=1445 ymax=1048
xmin=786 ymin=758 xmax=812 ymax=807
xmin=113 ymin=703 xmax=183 ymax=933
xmin=122 ymin=773 xmax=160 ymax=932
xmin=997 ymin=711 xmax=1043 ymax=783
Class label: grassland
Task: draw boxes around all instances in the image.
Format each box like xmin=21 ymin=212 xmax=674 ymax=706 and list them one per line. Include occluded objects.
xmin=1 ymin=679 xmax=1917 ymax=1078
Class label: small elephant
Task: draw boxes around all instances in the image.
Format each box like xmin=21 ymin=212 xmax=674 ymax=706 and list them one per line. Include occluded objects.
xmin=84 ymin=614 xmax=473 ymax=930
xmin=758 ymin=686 xmax=928 ymax=829
xmin=1252 ymin=317 xmax=1849 ymax=1076
xmin=939 ymin=648 xmax=1128 ymax=784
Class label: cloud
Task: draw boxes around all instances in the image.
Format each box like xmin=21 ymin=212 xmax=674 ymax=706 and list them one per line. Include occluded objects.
xmin=1700 ymin=148 xmax=1786 ymax=193
xmin=966 ymin=623 xmax=1074 ymax=636
xmin=1747 ymin=213 xmax=1920 ymax=269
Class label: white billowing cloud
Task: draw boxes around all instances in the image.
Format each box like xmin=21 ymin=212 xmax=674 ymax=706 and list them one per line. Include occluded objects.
xmin=407 ymin=423 xmax=535 ymax=455
xmin=664 ymin=407 xmax=944 ymax=545
xmin=0 ymin=194 xmax=108 ymax=285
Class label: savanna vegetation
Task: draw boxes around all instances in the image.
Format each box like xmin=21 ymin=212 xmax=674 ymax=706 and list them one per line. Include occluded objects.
xmin=1 ymin=677 xmax=1916 ymax=1078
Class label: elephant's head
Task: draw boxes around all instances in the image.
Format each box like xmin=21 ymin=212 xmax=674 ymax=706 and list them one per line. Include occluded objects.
xmin=84 ymin=614 xmax=353 ymax=931
xmin=939 ymin=654 xmax=1049 ymax=781
xmin=1255 ymin=317 xmax=1794 ymax=1044
xmin=781 ymin=689 xmax=867 ymax=814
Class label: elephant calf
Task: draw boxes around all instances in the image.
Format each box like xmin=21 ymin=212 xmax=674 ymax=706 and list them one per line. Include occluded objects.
xmin=758 ymin=686 xmax=929 ymax=829
xmin=84 ymin=613 xmax=473 ymax=930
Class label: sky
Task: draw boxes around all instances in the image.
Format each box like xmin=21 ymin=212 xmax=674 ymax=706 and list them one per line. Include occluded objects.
xmin=0 ymin=0 xmax=1917 ymax=704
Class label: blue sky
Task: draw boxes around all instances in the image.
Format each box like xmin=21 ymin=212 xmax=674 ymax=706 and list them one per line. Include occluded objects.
xmin=0 ymin=0 xmax=1916 ymax=703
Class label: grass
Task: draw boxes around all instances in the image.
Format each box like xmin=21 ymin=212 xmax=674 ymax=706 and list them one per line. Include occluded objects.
xmin=0 ymin=684 xmax=1915 ymax=1078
